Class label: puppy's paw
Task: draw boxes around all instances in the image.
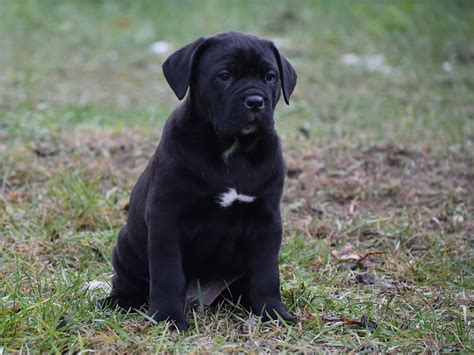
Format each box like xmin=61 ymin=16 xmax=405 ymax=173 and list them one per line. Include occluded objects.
xmin=169 ymin=319 xmax=189 ymax=332
xmin=97 ymin=295 xmax=147 ymax=312
xmin=276 ymin=312 xmax=297 ymax=325
xmin=263 ymin=308 xmax=296 ymax=325
xmin=146 ymin=308 xmax=188 ymax=332
xmin=253 ymin=299 xmax=296 ymax=326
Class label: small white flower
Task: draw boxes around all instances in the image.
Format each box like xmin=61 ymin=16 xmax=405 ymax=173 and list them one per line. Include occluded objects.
xmin=365 ymin=54 xmax=392 ymax=74
xmin=341 ymin=53 xmax=360 ymax=65
xmin=341 ymin=53 xmax=394 ymax=75
xmin=84 ymin=280 xmax=112 ymax=294
xmin=150 ymin=41 xmax=171 ymax=54
xmin=442 ymin=61 xmax=453 ymax=72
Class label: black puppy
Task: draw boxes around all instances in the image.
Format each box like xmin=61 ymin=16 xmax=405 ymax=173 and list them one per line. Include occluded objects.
xmin=104 ymin=31 xmax=297 ymax=331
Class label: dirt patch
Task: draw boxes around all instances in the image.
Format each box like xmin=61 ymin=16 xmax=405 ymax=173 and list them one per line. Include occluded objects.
xmin=284 ymin=141 xmax=473 ymax=241
xmin=1 ymin=129 xmax=157 ymax=201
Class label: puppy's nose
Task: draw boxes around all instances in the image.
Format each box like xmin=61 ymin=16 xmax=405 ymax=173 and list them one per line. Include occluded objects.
xmin=244 ymin=95 xmax=264 ymax=112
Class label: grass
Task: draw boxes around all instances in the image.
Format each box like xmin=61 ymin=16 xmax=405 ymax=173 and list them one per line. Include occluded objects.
xmin=1 ymin=0 xmax=473 ymax=352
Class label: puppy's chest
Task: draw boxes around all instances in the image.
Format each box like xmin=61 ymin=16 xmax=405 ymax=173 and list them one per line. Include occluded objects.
xmin=179 ymin=196 xmax=260 ymax=257
xmin=181 ymin=191 xmax=260 ymax=227
xmin=212 ymin=161 xmax=263 ymax=208
xmin=196 ymin=170 xmax=260 ymax=209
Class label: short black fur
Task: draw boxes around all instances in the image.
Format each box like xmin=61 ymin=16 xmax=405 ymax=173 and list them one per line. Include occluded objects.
xmin=103 ymin=31 xmax=297 ymax=331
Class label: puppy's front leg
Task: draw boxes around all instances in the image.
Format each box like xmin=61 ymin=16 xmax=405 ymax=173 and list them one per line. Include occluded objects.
xmin=248 ymin=221 xmax=296 ymax=325
xmin=146 ymin=212 xmax=187 ymax=331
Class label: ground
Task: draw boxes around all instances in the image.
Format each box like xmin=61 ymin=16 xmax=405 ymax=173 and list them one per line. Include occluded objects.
xmin=0 ymin=0 xmax=473 ymax=352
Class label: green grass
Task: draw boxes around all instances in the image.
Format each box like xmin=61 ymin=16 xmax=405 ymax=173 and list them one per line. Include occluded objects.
xmin=1 ymin=0 xmax=473 ymax=352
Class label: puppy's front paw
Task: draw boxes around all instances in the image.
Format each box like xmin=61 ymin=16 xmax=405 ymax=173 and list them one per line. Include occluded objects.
xmin=169 ymin=319 xmax=189 ymax=332
xmin=265 ymin=308 xmax=296 ymax=325
xmin=277 ymin=311 xmax=297 ymax=325
xmin=253 ymin=299 xmax=296 ymax=325
xmin=147 ymin=308 xmax=188 ymax=332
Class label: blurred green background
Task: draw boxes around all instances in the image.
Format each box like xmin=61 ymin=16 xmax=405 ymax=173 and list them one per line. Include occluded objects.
xmin=1 ymin=0 xmax=473 ymax=147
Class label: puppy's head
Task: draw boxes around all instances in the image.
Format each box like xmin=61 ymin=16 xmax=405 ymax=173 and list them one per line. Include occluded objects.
xmin=162 ymin=31 xmax=297 ymax=139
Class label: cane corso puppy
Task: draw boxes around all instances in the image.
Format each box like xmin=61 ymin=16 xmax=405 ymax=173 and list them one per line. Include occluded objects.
xmin=104 ymin=31 xmax=297 ymax=331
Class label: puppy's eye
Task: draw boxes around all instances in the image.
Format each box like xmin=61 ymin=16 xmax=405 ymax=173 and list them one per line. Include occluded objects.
xmin=217 ymin=71 xmax=232 ymax=82
xmin=264 ymin=71 xmax=276 ymax=82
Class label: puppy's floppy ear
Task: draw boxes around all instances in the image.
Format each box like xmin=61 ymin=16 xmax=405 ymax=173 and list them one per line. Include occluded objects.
xmin=271 ymin=44 xmax=297 ymax=105
xmin=162 ymin=37 xmax=207 ymax=100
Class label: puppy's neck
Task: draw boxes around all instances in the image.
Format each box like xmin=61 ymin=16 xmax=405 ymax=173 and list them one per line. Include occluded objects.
xmin=222 ymin=137 xmax=239 ymax=163
xmin=222 ymin=131 xmax=264 ymax=162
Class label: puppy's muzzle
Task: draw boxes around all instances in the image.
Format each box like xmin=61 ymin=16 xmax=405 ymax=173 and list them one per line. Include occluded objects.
xmin=243 ymin=93 xmax=265 ymax=129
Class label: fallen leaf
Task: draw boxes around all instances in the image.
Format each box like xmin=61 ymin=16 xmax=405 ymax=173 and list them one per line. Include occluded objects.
xmin=302 ymin=304 xmax=317 ymax=320
xmin=0 ymin=304 xmax=20 ymax=316
xmin=331 ymin=243 xmax=355 ymax=259
xmin=380 ymin=280 xmax=398 ymax=291
xmin=339 ymin=253 xmax=363 ymax=261
xmin=321 ymin=314 xmax=377 ymax=330
xmin=356 ymin=273 xmax=375 ymax=285
xmin=30 ymin=143 xmax=59 ymax=157
xmin=359 ymin=251 xmax=384 ymax=261
xmin=332 ymin=244 xmax=384 ymax=268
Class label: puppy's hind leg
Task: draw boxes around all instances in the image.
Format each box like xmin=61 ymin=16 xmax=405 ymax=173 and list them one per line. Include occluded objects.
xmin=99 ymin=271 xmax=149 ymax=312
xmin=98 ymin=294 xmax=148 ymax=312
xmin=99 ymin=226 xmax=149 ymax=312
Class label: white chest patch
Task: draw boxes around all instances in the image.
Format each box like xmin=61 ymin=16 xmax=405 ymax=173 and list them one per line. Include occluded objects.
xmin=217 ymin=187 xmax=256 ymax=207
